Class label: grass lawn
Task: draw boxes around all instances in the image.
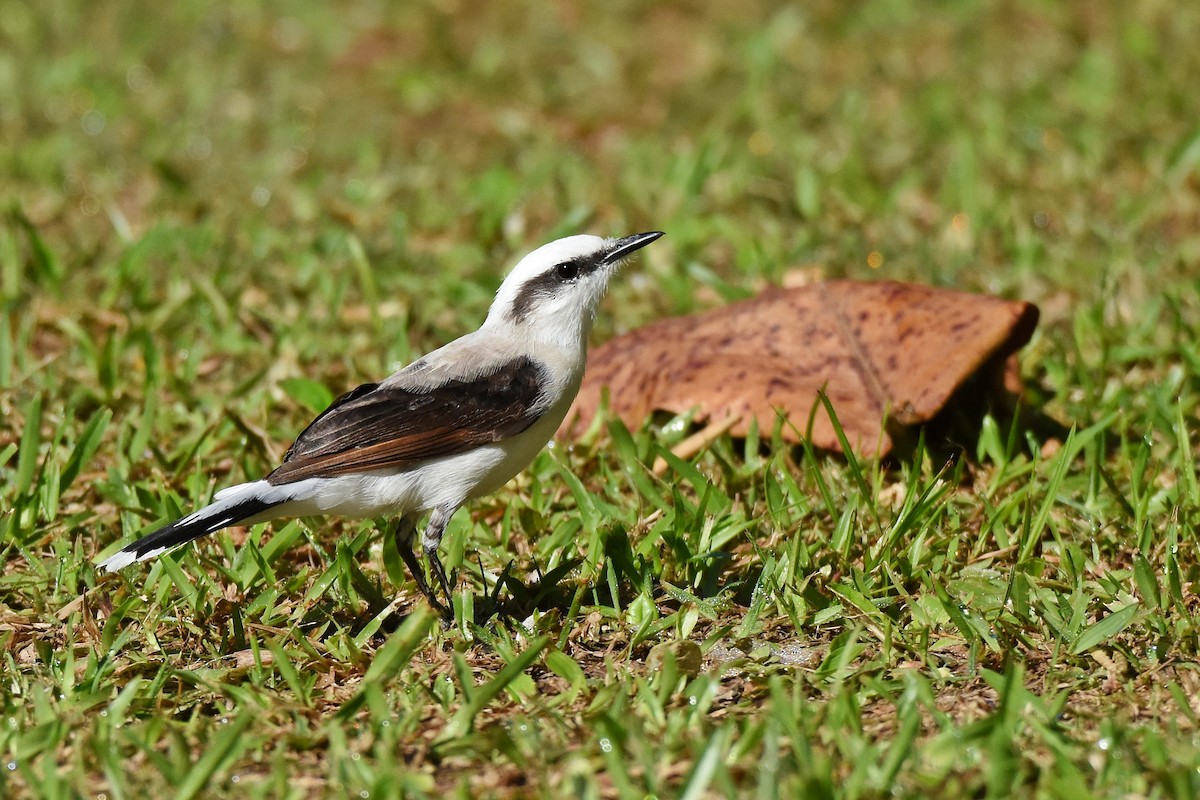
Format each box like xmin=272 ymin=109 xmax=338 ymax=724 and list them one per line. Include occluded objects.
xmin=3 ymin=1 xmax=1200 ymax=797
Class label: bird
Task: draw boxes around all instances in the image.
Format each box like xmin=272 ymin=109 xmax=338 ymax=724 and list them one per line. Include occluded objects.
xmin=97 ymin=231 xmax=664 ymax=618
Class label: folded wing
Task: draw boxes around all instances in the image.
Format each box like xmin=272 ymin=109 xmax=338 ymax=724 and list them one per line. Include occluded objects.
xmin=267 ymin=356 xmax=546 ymax=484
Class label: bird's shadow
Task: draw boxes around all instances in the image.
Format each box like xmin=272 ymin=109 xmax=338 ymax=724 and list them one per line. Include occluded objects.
xmin=335 ymin=555 xmax=586 ymax=639
xmin=472 ymin=556 xmax=585 ymax=625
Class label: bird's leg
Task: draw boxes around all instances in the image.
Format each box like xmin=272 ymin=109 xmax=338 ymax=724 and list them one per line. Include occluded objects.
xmin=393 ymin=515 xmax=450 ymax=618
xmin=422 ymin=504 xmax=457 ymax=615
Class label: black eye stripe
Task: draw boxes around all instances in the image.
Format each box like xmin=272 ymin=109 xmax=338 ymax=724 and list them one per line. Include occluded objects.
xmin=507 ymin=254 xmax=603 ymax=322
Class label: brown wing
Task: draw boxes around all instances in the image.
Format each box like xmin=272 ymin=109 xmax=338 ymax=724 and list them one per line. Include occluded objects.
xmin=266 ymin=356 xmax=546 ymax=485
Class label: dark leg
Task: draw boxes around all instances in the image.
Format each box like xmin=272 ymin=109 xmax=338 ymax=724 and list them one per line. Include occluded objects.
xmin=422 ymin=505 xmax=457 ymax=615
xmin=393 ymin=515 xmax=450 ymax=618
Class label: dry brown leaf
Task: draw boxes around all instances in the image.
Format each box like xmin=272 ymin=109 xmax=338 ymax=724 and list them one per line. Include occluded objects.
xmin=562 ymin=280 xmax=1039 ymax=457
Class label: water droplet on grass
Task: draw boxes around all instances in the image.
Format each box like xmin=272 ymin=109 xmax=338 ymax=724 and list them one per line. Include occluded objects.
xmin=188 ymin=134 xmax=212 ymax=160
xmin=81 ymin=110 xmax=106 ymax=135
xmin=126 ymin=64 xmax=153 ymax=92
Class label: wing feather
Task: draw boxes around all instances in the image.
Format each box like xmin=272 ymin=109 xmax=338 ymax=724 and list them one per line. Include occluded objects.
xmin=266 ymin=356 xmax=545 ymax=485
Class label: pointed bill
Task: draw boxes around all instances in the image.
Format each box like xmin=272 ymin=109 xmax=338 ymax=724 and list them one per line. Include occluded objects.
xmin=603 ymin=231 xmax=665 ymax=265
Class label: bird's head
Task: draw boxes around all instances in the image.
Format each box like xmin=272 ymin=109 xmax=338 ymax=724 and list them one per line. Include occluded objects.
xmin=486 ymin=231 xmax=663 ymax=346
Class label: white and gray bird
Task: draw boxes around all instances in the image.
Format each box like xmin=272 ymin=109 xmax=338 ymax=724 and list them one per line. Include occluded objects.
xmin=97 ymin=231 xmax=664 ymax=617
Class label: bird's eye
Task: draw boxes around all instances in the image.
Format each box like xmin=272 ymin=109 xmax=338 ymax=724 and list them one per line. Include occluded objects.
xmin=555 ymin=261 xmax=580 ymax=281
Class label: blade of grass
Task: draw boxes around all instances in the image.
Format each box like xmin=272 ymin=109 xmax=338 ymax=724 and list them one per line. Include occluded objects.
xmin=438 ymin=635 xmax=550 ymax=742
xmin=174 ymin=711 xmax=254 ymax=800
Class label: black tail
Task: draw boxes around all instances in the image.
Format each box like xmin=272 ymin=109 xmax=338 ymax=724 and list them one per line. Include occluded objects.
xmin=99 ymin=489 xmax=279 ymax=572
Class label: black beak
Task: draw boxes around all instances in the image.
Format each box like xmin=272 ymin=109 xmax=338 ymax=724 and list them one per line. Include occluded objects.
xmin=602 ymin=231 xmax=665 ymax=265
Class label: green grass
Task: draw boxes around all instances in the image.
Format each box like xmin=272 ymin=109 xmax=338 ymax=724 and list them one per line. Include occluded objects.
xmin=3 ymin=0 xmax=1200 ymax=797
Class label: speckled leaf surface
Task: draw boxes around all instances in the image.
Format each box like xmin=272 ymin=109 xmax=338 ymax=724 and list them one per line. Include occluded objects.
xmin=564 ymin=281 xmax=1039 ymax=456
